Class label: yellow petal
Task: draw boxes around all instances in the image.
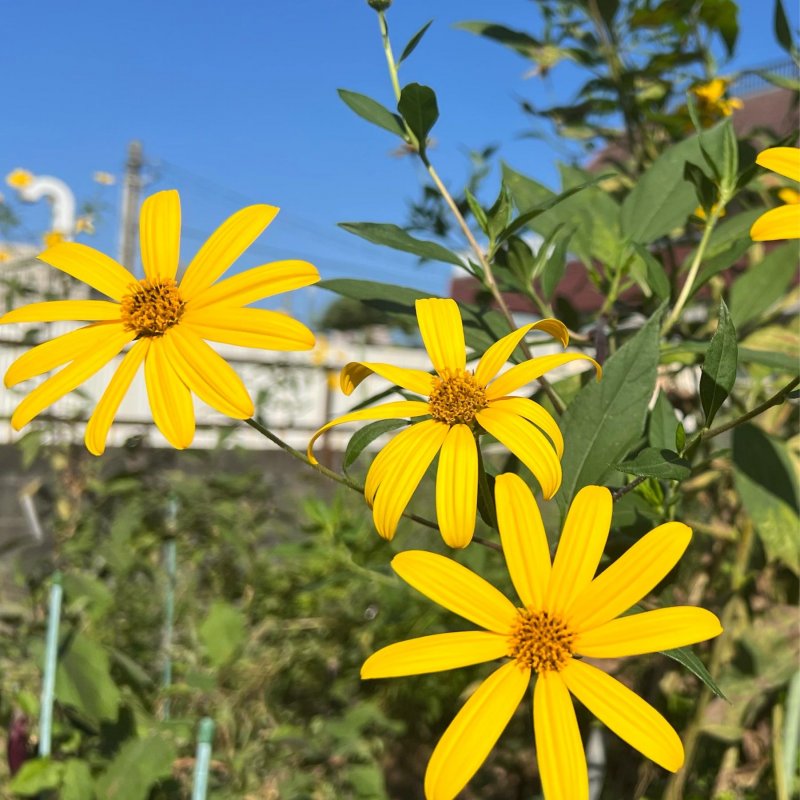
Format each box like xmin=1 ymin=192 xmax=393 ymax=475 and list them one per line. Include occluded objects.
xmin=561 ymin=659 xmax=684 ymax=772
xmin=487 ymin=396 xmax=564 ymax=457
xmin=0 ymin=300 xmax=121 ymax=325
xmin=392 ymin=550 xmax=518 ymax=632
xmin=575 ymin=607 xmax=722 ymax=657
xmin=11 ymin=328 xmax=135 ymax=430
xmin=778 ymin=187 xmax=800 ymax=205
xmin=425 ymin=661 xmax=529 ymax=800
xmin=475 ymin=407 xmax=561 ymax=499
xmin=38 ymin=242 xmax=136 ymax=301
xmin=756 ymin=146 xmax=800 ymax=183
xmin=568 ymin=522 xmax=692 ymax=631
xmin=546 ymin=485 xmax=612 ymax=616
xmin=372 ymin=419 xmax=447 ymax=539
xmin=307 ymin=400 xmax=431 ymax=464
xmin=415 ymin=298 xmax=466 ymax=375
xmin=533 ymin=671 xmax=588 ymax=800
xmin=750 ymin=203 xmax=800 ymax=241
xmin=435 ymin=424 xmax=478 ymax=548
xmin=85 ymin=339 xmax=150 ymax=455
xmin=160 ymin=327 xmax=254 ymax=419
xmin=139 ymin=190 xmax=181 ymax=281
xmin=495 ymin=473 xmax=552 ymax=609
xmin=364 ymin=423 xmax=417 ymax=506
xmin=361 ymin=631 xmax=509 ymax=679
xmin=144 ymin=338 xmax=195 ymax=449
xmin=183 ymin=307 xmax=314 ymax=351
xmin=186 ymin=260 xmax=319 ymax=311
xmin=486 ymin=353 xmax=601 ymax=400
xmin=5 ymin=323 xmax=121 ymax=387
xmin=474 ymin=319 xmax=569 ymax=386
xmin=180 ymin=204 xmax=279 ymax=299
xmin=340 ymin=361 xmax=433 ymax=396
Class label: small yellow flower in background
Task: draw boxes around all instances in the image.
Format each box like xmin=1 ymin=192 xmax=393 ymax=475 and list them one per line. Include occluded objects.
xmin=6 ymin=169 xmax=34 ymax=189
xmin=0 ymin=249 xmax=10 ymax=264
xmin=1 ymin=189 xmax=319 ymax=454
xmin=690 ymin=77 xmax=743 ymax=118
xmin=93 ymin=171 xmax=116 ymax=186
xmin=778 ymin=187 xmax=800 ymax=205
xmin=308 ymin=298 xmax=600 ymax=548
xmin=43 ymin=231 xmax=65 ymax=249
xmin=693 ymin=202 xmax=726 ymax=222
xmin=362 ymin=474 xmax=722 ymax=800
xmin=75 ymin=215 xmax=95 ymax=234
xmin=750 ymin=147 xmax=800 ymax=241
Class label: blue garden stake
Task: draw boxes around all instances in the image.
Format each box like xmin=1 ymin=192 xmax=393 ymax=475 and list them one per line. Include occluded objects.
xmin=161 ymin=495 xmax=178 ymax=720
xmin=191 ymin=717 xmax=215 ymax=800
xmin=39 ymin=571 xmax=62 ymax=757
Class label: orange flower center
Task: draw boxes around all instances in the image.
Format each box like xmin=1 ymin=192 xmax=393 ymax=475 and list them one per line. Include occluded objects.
xmin=120 ymin=278 xmax=185 ymax=337
xmin=428 ymin=370 xmax=487 ymax=425
xmin=508 ymin=609 xmax=576 ymax=672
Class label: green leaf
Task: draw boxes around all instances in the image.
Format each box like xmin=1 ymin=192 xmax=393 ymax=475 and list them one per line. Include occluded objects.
xmin=541 ymin=233 xmax=570 ymax=301
xmin=397 ymin=83 xmax=438 ymax=148
xmin=455 ymin=21 xmax=542 ymax=59
xmin=662 ymin=645 xmax=727 ymax=699
xmin=337 ymin=89 xmax=405 ymax=138
xmin=556 ymin=308 xmax=663 ymax=511
xmin=781 ymin=671 xmax=800 ymax=793
xmin=774 ymin=0 xmax=794 ymax=54
xmin=338 ymin=222 xmax=463 ymax=267
xmin=9 ymin=758 xmax=65 ymax=794
xmin=729 ymin=242 xmax=799 ymax=329
xmin=63 ymin=759 xmax=95 ymax=800
xmin=612 ymin=447 xmax=691 ymax=481
xmin=343 ymin=420 xmax=409 ymax=471
xmin=486 ymin=184 xmax=513 ymax=242
xmin=630 ymin=242 xmax=670 ymax=301
xmin=684 ymin=161 xmax=716 ymax=212
xmin=95 ymin=734 xmax=177 ymax=800
xmin=464 ymin=189 xmax=489 ymax=235
xmin=399 ymin=20 xmax=433 ymax=64
xmin=199 ymin=601 xmax=247 ymax=667
xmin=700 ymin=300 xmax=738 ymax=426
xmin=648 ymin=391 xmax=680 ymax=451
xmin=56 ymin=632 xmax=121 ymax=723
xmin=694 ymin=238 xmax=752 ymax=289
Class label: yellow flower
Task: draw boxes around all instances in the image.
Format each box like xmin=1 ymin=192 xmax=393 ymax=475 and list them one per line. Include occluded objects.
xmin=690 ymin=77 xmax=743 ymax=118
xmin=1 ymin=190 xmax=319 ymax=454
xmin=308 ymin=298 xmax=600 ymax=547
xmin=0 ymin=249 xmax=10 ymax=263
xmin=750 ymin=147 xmax=800 ymax=241
xmin=6 ymin=168 xmax=33 ymax=189
xmin=75 ymin=215 xmax=95 ymax=234
xmin=362 ymin=474 xmax=723 ymax=800
xmin=92 ymin=171 xmax=116 ymax=186
xmin=43 ymin=231 xmax=65 ymax=249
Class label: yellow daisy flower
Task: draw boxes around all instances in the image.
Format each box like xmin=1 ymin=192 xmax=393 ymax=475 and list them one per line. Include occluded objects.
xmin=6 ymin=168 xmax=33 ymax=189
xmin=308 ymin=298 xmax=600 ymax=548
xmin=750 ymin=147 xmax=800 ymax=241
xmin=1 ymin=189 xmax=319 ymax=454
xmin=690 ymin=77 xmax=743 ymax=119
xmin=362 ymin=473 xmax=723 ymax=800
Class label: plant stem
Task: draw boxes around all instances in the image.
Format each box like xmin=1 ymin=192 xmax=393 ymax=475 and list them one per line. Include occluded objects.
xmin=378 ymin=11 xmax=402 ymax=103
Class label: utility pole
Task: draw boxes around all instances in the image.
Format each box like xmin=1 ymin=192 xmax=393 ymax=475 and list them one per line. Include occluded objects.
xmin=118 ymin=140 xmax=143 ymax=275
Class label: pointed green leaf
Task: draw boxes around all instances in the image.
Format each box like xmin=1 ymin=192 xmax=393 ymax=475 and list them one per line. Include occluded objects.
xmin=9 ymin=758 xmax=65 ymax=794
xmin=397 ymin=83 xmax=438 ymax=148
xmin=648 ymin=391 xmax=680 ymax=451
xmin=338 ymin=222 xmax=464 ymax=267
xmin=56 ymin=633 xmax=121 ymax=723
xmin=662 ymin=646 xmax=727 ymax=699
xmin=399 ymin=20 xmax=433 ymax=63
xmin=612 ymin=447 xmax=691 ymax=481
xmin=700 ymin=300 xmax=738 ymax=426
xmin=338 ymin=89 xmax=406 ymax=138
xmin=95 ymin=734 xmax=177 ymax=800
xmin=630 ymin=242 xmax=671 ymax=301
xmin=199 ymin=601 xmax=247 ymax=667
xmin=343 ymin=420 xmax=409 ymax=472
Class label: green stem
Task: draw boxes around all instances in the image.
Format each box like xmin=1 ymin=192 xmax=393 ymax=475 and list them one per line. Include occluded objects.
xmin=378 ymin=11 xmax=402 ymax=104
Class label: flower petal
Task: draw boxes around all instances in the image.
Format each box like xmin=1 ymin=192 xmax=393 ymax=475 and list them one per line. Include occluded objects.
xmin=568 ymin=522 xmax=692 ymax=631
xmin=436 ymin=424 xmax=478 ymax=548
xmin=179 ymin=204 xmax=279 ymax=299
xmin=0 ymin=300 xmax=121 ymax=324
xmin=144 ymin=338 xmax=195 ymax=449
xmin=186 ymin=260 xmax=319 ymax=311
xmin=561 ymin=659 xmax=684 ymax=772
xmin=364 ymin=422 xmax=417 ymax=506
xmin=475 ymin=407 xmax=561 ymax=499
xmin=495 ymin=473 xmax=552 ymax=609
xmin=415 ymin=298 xmax=466 ymax=375
xmin=372 ymin=419 xmax=448 ymax=539
xmin=5 ymin=323 xmax=122 ymax=387
xmin=10 ymin=328 xmax=135 ymax=430
xmin=486 ymin=353 xmax=601 ymax=401
xmin=533 ymin=671 xmax=588 ymax=800
xmin=361 ymin=631 xmax=509 ymax=679
xmin=392 ymin=550 xmax=518 ymax=633
xmin=340 ymin=362 xmax=433 ymax=397
xmin=85 ymin=339 xmax=150 ymax=456
xmin=160 ymin=327 xmax=254 ymax=419
xmin=546 ymin=485 xmax=612 ymax=617
xmin=474 ymin=319 xmax=569 ymax=386
xmin=756 ymin=146 xmax=800 ymax=182
xmin=425 ymin=661 xmax=529 ymax=800
xmin=139 ymin=190 xmax=181 ymax=282
xmin=750 ymin=203 xmax=800 ymax=241
xmin=487 ymin=395 xmax=564 ymax=457
xmin=182 ymin=307 xmax=315 ymax=351
xmin=307 ymin=401 xmax=431 ymax=464
xmin=38 ymin=242 xmax=136 ymax=301
xmin=575 ymin=607 xmax=722 ymax=658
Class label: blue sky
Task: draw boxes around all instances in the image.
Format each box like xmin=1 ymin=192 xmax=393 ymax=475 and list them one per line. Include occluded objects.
xmin=2 ymin=0 xmax=795 ymax=321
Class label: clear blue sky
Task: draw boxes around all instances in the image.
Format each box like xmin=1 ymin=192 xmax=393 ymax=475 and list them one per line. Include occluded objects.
xmin=2 ymin=0 xmax=795 ymax=321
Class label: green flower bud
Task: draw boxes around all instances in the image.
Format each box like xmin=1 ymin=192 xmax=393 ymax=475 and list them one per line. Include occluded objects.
xmin=367 ymin=0 xmax=392 ymax=11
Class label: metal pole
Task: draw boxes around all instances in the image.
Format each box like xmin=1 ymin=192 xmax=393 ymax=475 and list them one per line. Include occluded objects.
xmin=118 ymin=140 xmax=143 ymax=275
xmin=38 ymin=572 xmax=62 ymax=758
xmin=160 ymin=495 xmax=178 ymax=720
xmin=191 ymin=717 xmax=215 ymax=800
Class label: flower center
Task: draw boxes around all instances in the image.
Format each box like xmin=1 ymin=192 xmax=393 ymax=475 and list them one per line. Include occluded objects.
xmin=120 ymin=278 xmax=185 ymax=337
xmin=508 ymin=609 xmax=576 ymax=673
xmin=428 ymin=370 xmax=487 ymax=425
